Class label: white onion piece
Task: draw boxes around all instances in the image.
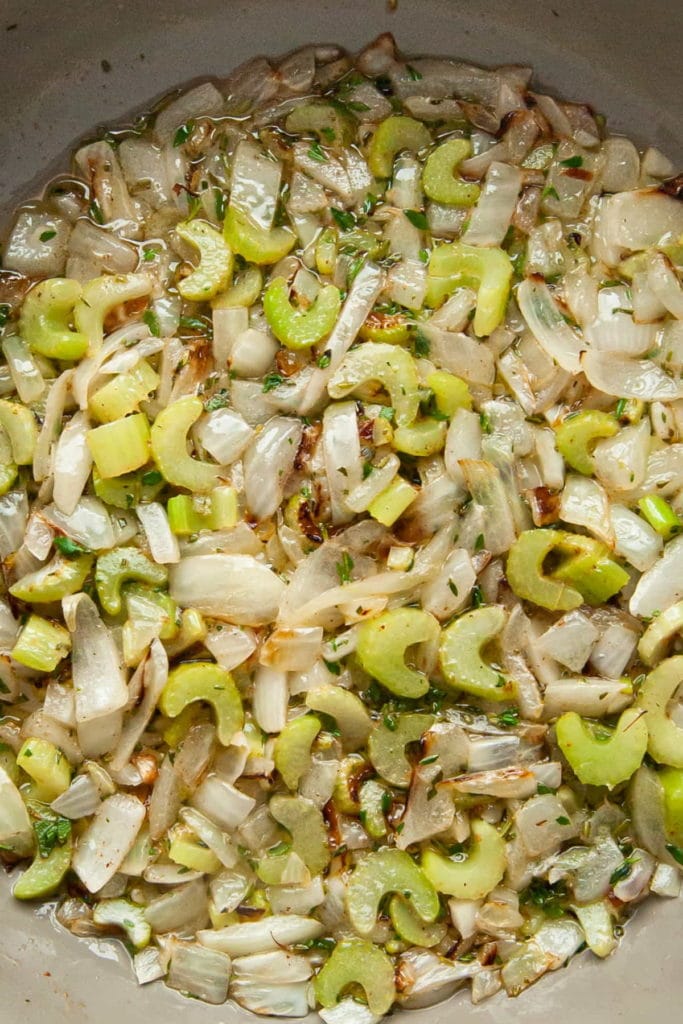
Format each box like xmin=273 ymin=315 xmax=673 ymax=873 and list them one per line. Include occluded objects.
xmin=630 ymin=534 xmax=683 ymax=617
xmin=559 ymin=475 xmax=613 ymax=545
xmin=345 ymin=454 xmax=399 ymax=513
xmin=319 ymin=1000 xmax=383 ymax=1024
xmin=2 ymin=334 xmax=45 ymax=404
xmin=427 ymin=288 xmax=477 ymax=331
xmin=64 ymin=592 xmax=128 ymax=738
xmin=590 ymin=622 xmax=638 ymax=678
xmin=136 ymin=503 xmax=180 ymax=565
xmin=444 ymin=409 xmax=483 ymax=484
xmin=72 ymin=793 xmax=146 ymax=893
xmin=204 ymin=623 xmax=257 ymax=671
xmin=45 ymin=496 xmax=115 ymax=551
xmin=398 ymin=948 xmax=482 ymax=1009
xmin=536 ymin=610 xmax=598 ymax=672
xmin=212 ymin=307 xmax=248 ymax=365
xmin=232 ymin=950 xmax=312 ymax=985
xmin=584 ymin=286 xmax=657 ymax=355
xmin=501 ymin=920 xmax=584 ymax=997
xmin=460 ymin=459 xmax=517 ymax=555
xmin=133 ymin=947 xmax=166 ymax=986
xmin=322 ymin=402 xmax=362 ymax=524
xmin=600 ymin=137 xmax=640 ymax=192
xmin=154 ymin=81 xmax=223 ymax=141
xmin=268 ymin=877 xmax=325 ymax=916
xmin=190 ymin=776 xmax=256 ymax=832
xmin=0 ymin=491 xmax=28 ymax=559
xmin=260 ymin=627 xmax=323 ymax=671
xmin=592 ymin=189 xmax=683 ymax=264
xmin=396 ymin=764 xmax=454 ymax=849
xmin=230 ymin=980 xmax=310 ymax=1017
xmin=195 ymin=408 xmax=254 ymax=465
xmin=52 ymin=411 xmax=93 ymax=516
xmin=423 ymin=324 xmax=495 ymax=380
xmin=252 ymin=666 xmax=288 ymax=733
xmin=463 ymin=161 xmax=522 ymax=246
xmin=50 ymin=774 xmax=101 ymax=819
xmin=33 ymin=369 xmax=71 ymax=481
xmin=651 ymin=863 xmax=681 ymax=898
xmin=167 ymin=943 xmax=231 ymax=1005
xmin=145 ymin=864 xmax=204 ymax=886
xmin=386 ymin=258 xmax=427 ymax=310
xmin=420 ymin=548 xmax=475 ymax=620
xmin=542 ymin=677 xmax=634 ymax=719
xmin=0 ymin=765 xmax=34 ymax=857
xmin=170 ymin=554 xmax=286 ymax=625
xmin=145 ymin=880 xmax=209 ymax=935
xmin=181 ymin=808 xmax=239 ymax=869
xmin=563 ymin=263 xmax=598 ymax=327
xmin=593 ymin=420 xmax=650 ymax=493
xmin=100 ymin=333 xmax=161 ymax=374
xmin=611 ymin=503 xmax=662 ymax=571
xmin=515 ymin=794 xmax=577 ymax=857
xmin=42 ymin=680 xmax=75 ymax=727
xmin=648 ymin=252 xmax=683 ymax=319
xmin=230 ymin=140 xmax=282 ymax=232
xmin=109 ymin=640 xmax=168 ymax=773
xmin=517 ymin=278 xmax=584 ymax=373
xmin=198 ymin=916 xmax=324 ymax=956
xmin=243 ymin=416 xmax=303 ymax=520
xmin=231 ymin=328 xmax=279 ymax=378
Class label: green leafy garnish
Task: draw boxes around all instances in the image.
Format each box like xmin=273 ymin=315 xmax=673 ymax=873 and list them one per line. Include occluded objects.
xmin=34 ymin=816 xmax=71 ymax=859
xmin=262 ymin=373 xmax=285 ymax=393
xmin=666 ymin=843 xmax=683 ymax=865
xmin=560 ymin=155 xmax=584 ymax=168
xmin=173 ymin=120 xmax=195 ymax=147
xmin=336 ymin=551 xmax=354 ymax=584
xmin=54 ymin=536 xmax=90 ymax=559
xmin=331 ymin=208 xmax=356 ymax=231
xmin=142 ymin=309 xmax=161 ymax=337
xmin=404 ymin=209 xmax=428 ymax=230
xmin=308 ymin=141 xmax=328 ymax=162
xmin=496 ymin=708 xmax=520 ymax=728
xmin=39 ymin=230 xmax=57 ymax=242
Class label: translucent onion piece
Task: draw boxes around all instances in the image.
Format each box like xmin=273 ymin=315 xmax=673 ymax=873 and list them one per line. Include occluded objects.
xmin=170 ymin=554 xmax=286 ymax=625
xmin=243 ymin=417 xmax=303 ymax=520
xmin=72 ymin=793 xmax=146 ymax=893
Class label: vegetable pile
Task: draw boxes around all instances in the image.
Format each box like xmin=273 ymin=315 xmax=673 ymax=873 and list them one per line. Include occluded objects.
xmin=1 ymin=31 xmax=683 ymax=1018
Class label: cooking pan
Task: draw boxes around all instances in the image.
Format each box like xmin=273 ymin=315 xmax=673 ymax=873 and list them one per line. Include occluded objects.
xmin=0 ymin=0 xmax=681 ymax=1020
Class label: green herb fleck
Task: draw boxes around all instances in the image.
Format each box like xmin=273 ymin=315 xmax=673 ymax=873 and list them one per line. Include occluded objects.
xmin=141 ymin=470 xmax=163 ymax=486
xmin=666 ymin=843 xmax=683 ymax=865
xmin=308 ymin=141 xmax=328 ymax=163
xmin=204 ymin=389 xmax=230 ymax=411
xmin=142 ymin=246 xmax=159 ymax=262
xmin=346 ymin=100 xmax=371 ymax=112
xmin=317 ymin=351 xmax=331 ymax=369
xmin=54 ymin=536 xmax=90 ymax=559
xmin=0 ymin=305 xmax=9 ymax=328
xmin=173 ymin=120 xmax=195 ymax=147
xmin=331 ymin=207 xmax=356 ymax=231
xmin=34 ymin=816 xmax=72 ymax=859
xmin=474 ymin=533 xmax=485 ymax=552
xmin=142 ymin=309 xmax=161 ymax=337
xmin=262 ymin=373 xmax=285 ymax=393
xmin=323 ymin=659 xmax=341 ymax=676
xmin=471 ymin=585 xmax=484 ymax=609
xmin=560 ymin=155 xmax=584 ymax=168
xmin=40 ymin=230 xmax=57 ymax=242
xmin=413 ymin=331 xmax=430 ymax=358
xmin=404 ymin=209 xmax=428 ymax=230
xmin=406 ymin=65 xmax=423 ymax=81
xmin=379 ymin=406 xmax=394 ymax=421
xmin=89 ymin=198 xmax=105 ymax=224
xmin=336 ymin=551 xmax=354 ymax=584
xmin=496 ymin=708 xmax=520 ymax=728
xmin=556 ymin=816 xmax=570 ymax=826
xmin=542 ymin=185 xmax=560 ymax=201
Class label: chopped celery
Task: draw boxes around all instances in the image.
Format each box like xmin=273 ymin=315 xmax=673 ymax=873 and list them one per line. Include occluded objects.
xmin=638 ymin=494 xmax=683 ymax=540
xmin=368 ymin=713 xmax=434 ymax=788
xmin=639 ymin=600 xmax=683 ymax=666
xmin=346 ymin=848 xmax=439 ymax=935
xmin=167 ymin=486 xmax=238 ymax=535
xmin=356 ymin=607 xmax=440 ymax=698
xmin=426 ymin=241 xmax=513 ymax=336
xmin=305 ymin=685 xmax=372 ymax=751
xmin=551 ymin=534 xmax=628 ymax=605
xmin=74 ymin=273 xmax=151 ymax=354
xmin=223 ymin=206 xmax=295 ymax=265
xmin=89 ymin=360 xmax=159 ymax=424
xmin=555 ymin=410 xmax=619 ymax=476
xmin=572 ymin=900 xmax=617 ymax=958
xmin=92 ymin=898 xmax=151 ymax=949
xmin=0 ymin=429 xmax=17 ymax=495
xmin=392 ymin=417 xmax=447 ymax=456
xmin=333 ymin=753 xmax=369 ymax=814
xmin=13 ymin=833 xmax=72 ymax=900
xmin=389 ymin=894 xmax=447 ymax=947
xmin=151 ymin=396 xmax=221 ymax=492
xmin=506 ymin=529 xmax=584 ymax=611
xmin=285 ymin=101 xmax=355 ymax=147
xmin=269 ymin=794 xmax=330 ymax=876
xmin=93 ymin=465 xmax=164 ymax=510
xmin=263 ymin=277 xmax=341 ymax=350
xmin=636 ymin=656 xmax=683 ymax=767
xmin=367 ymin=115 xmax=431 ymax=178
xmin=439 ymin=606 xmax=515 ymax=702
xmin=163 ymin=608 xmax=207 ymax=658
xmin=212 ymin=264 xmax=263 ymax=309
xmin=11 ymin=614 xmax=71 ymax=672
xmin=162 ymin=703 xmax=205 ymax=749
xmin=17 ymin=737 xmax=71 ymax=801
xmin=422 ymin=819 xmax=506 ymax=899
xmin=87 ymin=413 xmax=151 ymax=479
xmin=314 ymin=938 xmax=396 ymax=1016
xmin=315 ymin=228 xmax=337 ymax=276
xmin=368 ymin=477 xmax=417 ymax=527
xmin=95 ymin=547 xmax=168 ymax=615
xmin=0 ymin=400 xmax=37 ymax=464
xmin=426 ymin=370 xmax=472 ymax=416
xmin=422 ymin=138 xmax=480 ymax=206
xmin=10 ymin=553 xmax=93 ymax=604
xmin=358 ymin=311 xmax=412 ymax=345
xmin=555 ymin=707 xmax=648 ymax=788
xmin=19 ymin=278 xmax=88 ymax=360
xmin=328 ymin=342 xmax=420 ymax=426
xmin=660 ymin=767 xmax=683 ymax=848
xmin=176 ymin=219 xmax=233 ymax=301
xmin=273 ymin=714 xmax=322 ymax=790
xmin=169 ymin=824 xmax=222 ymax=874
xmin=159 ymin=661 xmax=243 ymax=746
xmin=359 ymin=778 xmax=389 ymax=839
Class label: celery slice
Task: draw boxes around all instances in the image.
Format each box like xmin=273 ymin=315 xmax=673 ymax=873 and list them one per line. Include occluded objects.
xmin=87 ymin=413 xmax=151 ymax=479
xmin=367 ymin=115 xmax=431 ymax=178
xmin=328 ymin=342 xmax=420 ymax=426
xmin=16 ymin=737 xmax=71 ymax=802
xmin=368 ymin=713 xmax=434 ymax=788
xmin=389 ymin=894 xmax=447 ymax=947
xmin=314 ymin=938 xmax=396 ymax=1016
xmin=422 ymin=138 xmax=480 ymax=206
xmin=151 ymin=396 xmax=221 ymax=493
xmin=11 ymin=615 xmax=71 ymax=672
xmin=636 ymin=655 xmax=683 ymax=767
xmin=439 ymin=606 xmax=515 ymax=702
xmin=555 ymin=410 xmax=619 ymax=476
xmin=223 ymin=206 xmax=295 ymax=265
xmin=19 ymin=278 xmax=88 ymax=360
xmin=176 ymin=219 xmax=233 ymax=301
xmin=13 ymin=834 xmax=72 ymax=900
xmin=346 ymin=848 xmax=439 ymax=936
xmin=273 ymin=715 xmax=322 ymax=790
xmin=426 ymin=241 xmax=512 ymax=337
xmin=556 ymin=707 xmax=648 ymax=788
xmin=10 ymin=553 xmax=93 ymax=604
xmin=269 ymin=794 xmax=330 ymax=876
xmin=159 ymin=661 xmax=243 ymax=747
xmin=95 ymin=547 xmax=168 ymax=615
xmin=263 ymin=277 xmax=341 ymax=350
xmin=356 ymin=607 xmax=440 ymax=699
xmin=422 ymin=819 xmax=506 ymax=899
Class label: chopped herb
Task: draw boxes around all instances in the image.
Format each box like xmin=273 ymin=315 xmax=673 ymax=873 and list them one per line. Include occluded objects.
xmin=383 ymin=713 xmax=398 ymax=732
xmin=610 ymin=858 xmax=636 ymax=886
xmin=496 ymin=708 xmax=520 ymax=728
xmin=347 ymin=254 xmax=367 ymax=284
xmin=362 ymin=193 xmax=379 ymax=216
xmin=262 ymin=373 xmax=285 ymax=393
xmin=419 ymin=247 xmax=430 ymax=264
xmin=317 ymin=351 xmax=332 ymax=369
xmin=404 ymin=209 xmax=428 ymax=230
xmin=556 ymin=816 xmax=570 ymax=826
xmin=39 ymin=230 xmax=57 ymax=242
xmin=336 ymin=551 xmax=354 ymax=584
xmin=362 ymin=461 xmax=374 ymax=479
xmin=381 ymin=791 xmax=393 ymax=813
xmin=419 ymin=754 xmax=439 ymax=765
xmin=413 ymin=331 xmax=430 ymax=357
xmin=173 ymin=120 xmax=195 ymax=147
xmin=299 ymin=937 xmax=336 ymax=951
xmin=537 ymin=783 xmax=556 ymax=795
xmin=214 ymin=189 xmax=228 ymax=221
xmin=471 ymin=585 xmax=484 ymax=609
xmin=34 ymin=816 xmax=72 ymax=859
xmin=666 ymin=843 xmax=683 ymax=865
xmin=330 ymin=207 xmax=356 ymax=231
xmin=447 ymin=580 xmax=459 ymax=597
xmin=323 ymin=659 xmax=341 ymax=676
xmin=615 ymin=398 xmax=627 ymax=419
xmin=379 ymin=406 xmax=394 ymax=421
xmin=142 ymin=246 xmax=159 ymax=262
xmin=308 ymin=141 xmax=328 ymax=162
xmin=479 ymin=411 xmax=492 ymax=433
xmin=142 ymin=309 xmax=161 ymax=337
xmin=54 ymin=536 xmax=90 ymax=559
xmin=474 ymin=533 xmax=485 ymax=552
xmin=560 ymin=155 xmax=584 ymax=168
xmin=89 ymin=198 xmax=105 ymax=224
xmin=179 ymin=315 xmax=210 ymax=334
xmin=321 ymin=126 xmax=336 ymax=143
xmin=520 ymin=878 xmax=567 ymax=918
xmin=346 ymin=100 xmax=371 ymax=112
xmin=406 ymin=65 xmax=423 ymax=81
xmin=0 ymin=305 xmax=10 ymax=328
xmin=141 ymin=470 xmax=163 ymax=486
xmin=204 ymin=389 xmax=230 ymax=411
xmin=542 ymin=185 xmax=560 ymax=201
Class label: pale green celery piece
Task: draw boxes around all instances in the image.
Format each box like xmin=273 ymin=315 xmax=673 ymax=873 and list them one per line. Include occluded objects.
xmin=169 ymin=825 xmax=221 ymax=874
xmin=167 ymin=486 xmax=238 ymax=535
xmin=356 ymin=607 xmax=440 ymax=699
xmin=89 ymin=360 xmax=159 ymax=424
xmin=151 ymin=396 xmax=221 ymax=493
xmin=263 ymin=277 xmax=341 ymax=350
xmin=176 ymin=220 xmax=233 ymax=301
xmin=92 ymin=465 xmax=164 ymax=510
xmin=333 ymin=753 xmax=369 ymax=814
xmin=305 ymin=685 xmax=372 ymax=752
xmin=553 ymin=548 xmax=628 ymax=606
xmin=10 ymin=553 xmax=93 ymax=604
xmin=11 ymin=615 xmax=71 ymax=672
xmin=0 ymin=400 xmax=37 ymax=464
xmin=0 ymin=428 xmax=17 ymax=496
xmin=421 ymin=819 xmax=506 ymax=899
xmin=212 ymin=265 xmax=263 ymax=308
xmin=74 ymin=273 xmax=151 ymax=354
xmin=389 ymin=894 xmax=447 ymax=947
xmin=506 ymin=529 xmax=584 ymax=611
xmin=163 ymin=608 xmax=207 ymax=658
xmin=367 ymin=477 xmax=417 ymax=527
xmin=16 ymin=737 xmax=71 ymax=802
xmin=268 ymin=794 xmax=330 ymax=876
xmin=87 ymin=412 xmax=151 ymax=479
xmin=422 ymin=138 xmax=480 ymax=206
xmin=315 ymin=228 xmax=337 ymax=277
xmin=256 ymin=845 xmax=297 ymax=885
xmin=425 ymin=242 xmax=513 ymax=337
xmin=347 ymin=848 xmax=439 ymax=936
xmin=636 ymin=655 xmax=683 ymax=767
xmin=359 ymin=778 xmax=389 ymax=839
xmin=359 ymin=312 xmax=411 ymax=345
xmin=159 ymin=661 xmax=243 ymax=747
xmin=572 ymin=900 xmax=618 ymax=958
xmin=368 ymin=713 xmax=435 ymax=788
xmin=555 ymin=707 xmax=648 ymax=788
xmin=285 ymin=101 xmax=355 ymax=147
xmin=18 ymin=278 xmax=88 ymax=360
xmin=223 ymin=206 xmax=295 ymax=265
xmin=439 ymin=605 xmax=515 ymax=702
xmin=95 ymin=547 xmax=168 ymax=616
xmin=313 ymin=938 xmax=396 ymax=1016
xmin=13 ymin=834 xmax=72 ymax=900
xmin=392 ymin=417 xmax=447 ymax=457
xmin=327 ymin=342 xmax=420 ymax=426
xmin=555 ymin=410 xmax=619 ymax=476
xmin=660 ymin=767 xmax=683 ymax=848
xmin=425 ymin=370 xmax=472 ymax=416
xmin=273 ymin=715 xmax=322 ymax=790
xmin=638 ymin=494 xmax=683 ymax=540
xmin=92 ymin=898 xmax=151 ymax=949
xmin=367 ymin=115 xmax=432 ymax=178
xmin=124 ymin=584 xmax=179 ymax=641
